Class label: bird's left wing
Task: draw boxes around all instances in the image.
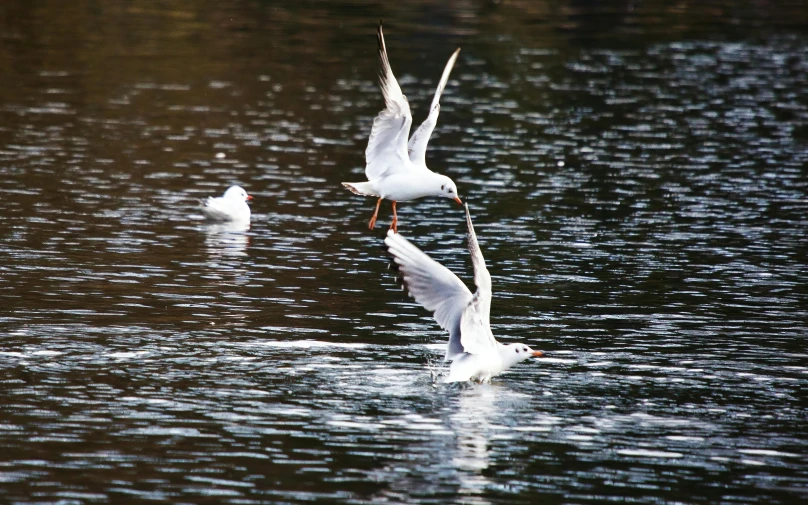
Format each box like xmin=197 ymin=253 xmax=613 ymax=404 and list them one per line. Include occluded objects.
xmin=385 ymin=230 xmax=472 ymax=360
xmin=365 ymin=22 xmax=414 ymax=181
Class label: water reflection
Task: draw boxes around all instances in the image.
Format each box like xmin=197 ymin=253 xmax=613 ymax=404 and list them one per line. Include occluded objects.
xmin=451 ymin=385 xmax=498 ymax=505
xmin=202 ymin=221 xmax=251 ymax=258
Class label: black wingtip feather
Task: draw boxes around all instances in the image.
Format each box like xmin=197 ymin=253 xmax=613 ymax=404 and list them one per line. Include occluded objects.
xmin=384 ymin=250 xmax=411 ymax=295
xmin=390 ymin=261 xmax=410 ymax=293
xmin=384 ymin=243 xmax=400 ymax=272
xmin=397 ymin=271 xmax=410 ymax=294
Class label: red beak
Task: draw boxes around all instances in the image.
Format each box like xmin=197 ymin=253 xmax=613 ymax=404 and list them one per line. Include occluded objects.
xmin=453 ymin=197 xmax=462 ymax=205
xmin=247 ymin=195 xmax=254 ymax=201
xmin=532 ymin=351 xmax=544 ymax=357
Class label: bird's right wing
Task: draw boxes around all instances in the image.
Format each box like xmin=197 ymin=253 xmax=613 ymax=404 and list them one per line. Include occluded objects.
xmin=200 ymin=197 xmax=231 ymax=221
xmin=464 ymin=203 xmax=492 ymax=300
xmin=457 ymin=204 xmax=497 ymax=355
xmin=407 ymin=48 xmax=460 ymax=167
xmin=365 ymin=22 xmax=413 ymax=181
xmin=385 ymin=230 xmax=472 ymax=360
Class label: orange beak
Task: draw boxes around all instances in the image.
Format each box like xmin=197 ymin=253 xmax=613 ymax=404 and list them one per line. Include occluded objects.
xmin=453 ymin=197 xmax=462 ymax=205
xmin=246 ymin=195 xmax=254 ymax=201
xmin=532 ymin=351 xmax=544 ymax=357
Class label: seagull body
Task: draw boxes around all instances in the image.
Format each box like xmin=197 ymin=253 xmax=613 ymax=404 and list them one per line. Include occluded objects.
xmin=343 ymin=21 xmax=462 ymax=233
xmin=200 ymin=185 xmax=253 ymax=222
xmin=385 ymin=204 xmax=545 ymax=383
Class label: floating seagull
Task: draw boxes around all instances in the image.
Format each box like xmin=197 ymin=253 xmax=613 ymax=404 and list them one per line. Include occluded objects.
xmin=385 ymin=204 xmax=545 ymax=383
xmin=343 ymin=21 xmax=463 ymax=233
xmin=200 ymin=185 xmax=253 ymax=222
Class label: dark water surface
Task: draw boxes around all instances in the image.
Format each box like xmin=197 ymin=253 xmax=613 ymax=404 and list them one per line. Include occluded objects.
xmin=1 ymin=1 xmax=807 ymax=504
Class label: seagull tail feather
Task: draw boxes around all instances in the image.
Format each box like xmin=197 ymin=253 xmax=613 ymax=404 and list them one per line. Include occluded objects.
xmin=342 ymin=182 xmax=379 ymax=197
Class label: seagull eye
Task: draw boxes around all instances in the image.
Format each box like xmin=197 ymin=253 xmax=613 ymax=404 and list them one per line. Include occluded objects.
xmin=515 ymin=348 xmax=520 ymax=353
xmin=441 ymin=185 xmax=445 ymax=190
xmin=523 ymin=348 xmax=528 ymax=352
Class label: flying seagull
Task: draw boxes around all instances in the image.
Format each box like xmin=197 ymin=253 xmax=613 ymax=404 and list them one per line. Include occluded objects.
xmin=385 ymin=204 xmax=545 ymax=382
xmin=343 ymin=21 xmax=463 ymax=233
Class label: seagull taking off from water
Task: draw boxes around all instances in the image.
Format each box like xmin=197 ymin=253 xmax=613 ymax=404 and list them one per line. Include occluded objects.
xmin=385 ymin=204 xmax=545 ymax=383
xmin=343 ymin=21 xmax=463 ymax=233
xmin=200 ymin=185 xmax=253 ymax=222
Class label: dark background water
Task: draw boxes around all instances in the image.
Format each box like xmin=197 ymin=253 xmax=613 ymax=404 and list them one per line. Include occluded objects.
xmin=1 ymin=1 xmax=807 ymax=504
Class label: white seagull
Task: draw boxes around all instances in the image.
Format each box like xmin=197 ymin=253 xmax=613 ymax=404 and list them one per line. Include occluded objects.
xmin=200 ymin=185 xmax=253 ymax=222
xmin=343 ymin=21 xmax=463 ymax=233
xmin=385 ymin=204 xmax=545 ymax=383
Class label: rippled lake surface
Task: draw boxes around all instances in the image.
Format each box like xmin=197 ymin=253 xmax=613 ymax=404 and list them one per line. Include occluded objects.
xmin=1 ymin=1 xmax=807 ymax=503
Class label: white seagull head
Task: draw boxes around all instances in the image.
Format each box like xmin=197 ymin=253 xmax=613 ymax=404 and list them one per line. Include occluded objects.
xmin=499 ymin=343 xmax=545 ymax=371
xmin=435 ymin=174 xmax=462 ymax=205
xmin=223 ymin=185 xmax=253 ymax=202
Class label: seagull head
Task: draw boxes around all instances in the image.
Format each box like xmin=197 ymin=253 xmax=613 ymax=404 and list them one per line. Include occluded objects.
xmin=500 ymin=343 xmax=545 ymax=370
xmin=435 ymin=175 xmax=462 ymax=205
xmin=224 ymin=185 xmax=253 ymax=202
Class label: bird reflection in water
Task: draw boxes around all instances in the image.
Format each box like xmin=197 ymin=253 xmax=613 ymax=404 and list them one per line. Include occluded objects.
xmin=450 ymin=385 xmax=501 ymax=504
xmin=203 ymin=221 xmax=250 ymax=259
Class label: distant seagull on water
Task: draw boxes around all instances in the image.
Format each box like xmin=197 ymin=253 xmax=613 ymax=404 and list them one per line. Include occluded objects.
xmin=200 ymin=185 xmax=253 ymax=222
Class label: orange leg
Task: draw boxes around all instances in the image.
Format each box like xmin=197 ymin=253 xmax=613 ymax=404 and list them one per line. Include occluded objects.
xmin=390 ymin=201 xmax=398 ymax=233
xmin=368 ymin=198 xmax=382 ymax=229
